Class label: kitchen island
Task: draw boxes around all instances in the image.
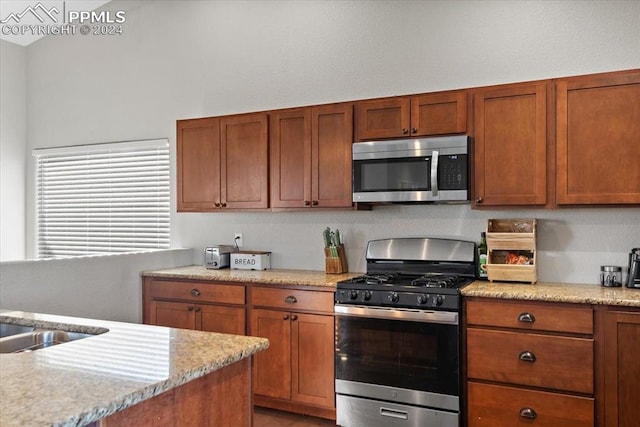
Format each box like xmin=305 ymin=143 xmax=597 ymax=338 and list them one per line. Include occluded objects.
xmin=0 ymin=310 xmax=269 ymax=426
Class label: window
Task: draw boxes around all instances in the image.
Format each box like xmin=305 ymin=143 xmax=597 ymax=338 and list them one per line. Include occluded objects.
xmin=33 ymin=139 xmax=170 ymax=259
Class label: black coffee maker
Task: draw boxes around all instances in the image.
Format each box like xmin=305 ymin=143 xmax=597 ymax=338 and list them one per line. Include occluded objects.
xmin=627 ymin=248 xmax=640 ymax=288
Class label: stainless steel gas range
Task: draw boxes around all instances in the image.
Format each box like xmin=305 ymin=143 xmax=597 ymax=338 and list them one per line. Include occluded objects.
xmin=334 ymin=238 xmax=476 ymax=427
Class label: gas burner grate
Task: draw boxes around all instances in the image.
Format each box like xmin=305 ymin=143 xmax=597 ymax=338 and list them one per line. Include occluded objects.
xmin=410 ymin=274 xmax=464 ymax=288
xmin=350 ymin=273 xmax=401 ymax=285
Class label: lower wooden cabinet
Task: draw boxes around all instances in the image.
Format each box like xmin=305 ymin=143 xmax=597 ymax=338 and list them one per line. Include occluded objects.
xmin=468 ymin=382 xmax=594 ymax=427
xmin=250 ymin=286 xmax=335 ymax=419
xmin=465 ymin=298 xmax=595 ymax=426
xmin=143 ymin=278 xmax=246 ymax=335
xmin=598 ymin=308 xmax=640 ymax=427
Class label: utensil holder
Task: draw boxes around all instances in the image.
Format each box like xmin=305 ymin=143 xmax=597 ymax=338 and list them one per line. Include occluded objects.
xmin=325 ymin=245 xmax=348 ymax=274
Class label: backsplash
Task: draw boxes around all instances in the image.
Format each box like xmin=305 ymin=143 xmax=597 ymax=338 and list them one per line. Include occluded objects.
xmin=176 ymin=205 xmax=640 ymax=285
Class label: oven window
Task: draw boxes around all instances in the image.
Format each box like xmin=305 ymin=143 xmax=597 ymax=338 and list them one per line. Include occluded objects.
xmin=335 ymin=315 xmax=459 ymax=396
xmin=353 ymin=157 xmax=431 ymax=192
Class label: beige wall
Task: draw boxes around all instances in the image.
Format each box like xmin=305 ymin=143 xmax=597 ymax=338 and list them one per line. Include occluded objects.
xmin=2 ymin=1 xmax=639 ymax=292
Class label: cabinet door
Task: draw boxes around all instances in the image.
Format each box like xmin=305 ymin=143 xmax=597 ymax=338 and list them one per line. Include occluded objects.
xmin=602 ymin=310 xmax=640 ymax=427
xmin=177 ymin=118 xmax=220 ymax=211
xmin=355 ymin=97 xmax=410 ymax=140
xmin=220 ymin=113 xmax=269 ymax=209
xmin=474 ymin=83 xmax=548 ymax=206
xmin=150 ymin=300 xmax=196 ymax=330
xmin=411 ymin=91 xmax=467 ymax=136
xmin=251 ymin=309 xmax=291 ymax=400
xmin=270 ymin=109 xmax=312 ymax=208
xmin=291 ymin=313 xmax=335 ymax=409
xmin=556 ymin=71 xmax=640 ymax=205
xmin=199 ymin=305 xmax=246 ymax=335
xmin=312 ymin=103 xmax=354 ymax=208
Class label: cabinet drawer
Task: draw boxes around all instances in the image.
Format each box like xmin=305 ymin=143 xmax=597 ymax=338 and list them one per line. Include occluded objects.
xmin=468 ymin=382 xmax=594 ymax=427
xmin=147 ymin=280 xmax=245 ymax=305
xmin=467 ymin=328 xmax=593 ymax=393
xmin=252 ymin=287 xmax=333 ymax=313
xmin=466 ymin=299 xmax=593 ymax=334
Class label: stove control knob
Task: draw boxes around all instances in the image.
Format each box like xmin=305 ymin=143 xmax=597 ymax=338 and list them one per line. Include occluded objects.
xmin=432 ymin=295 xmax=444 ymax=306
xmin=349 ymin=290 xmax=359 ymax=300
xmin=417 ymin=294 xmax=429 ymax=305
xmin=363 ymin=290 xmax=372 ymax=301
xmin=388 ymin=292 xmax=399 ymax=303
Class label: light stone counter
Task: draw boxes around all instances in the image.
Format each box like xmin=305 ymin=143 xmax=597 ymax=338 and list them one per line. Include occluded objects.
xmin=463 ymin=281 xmax=640 ymax=307
xmin=141 ymin=265 xmax=361 ymax=288
xmin=0 ymin=310 xmax=269 ymax=427
xmin=143 ymin=266 xmax=640 ymax=308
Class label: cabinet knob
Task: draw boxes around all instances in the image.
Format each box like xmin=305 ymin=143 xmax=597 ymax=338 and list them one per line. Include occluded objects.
xmin=285 ymin=295 xmax=297 ymax=304
xmin=214 ymin=202 xmax=221 ymax=208
xmin=518 ymin=312 xmax=536 ymax=323
xmin=188 ymin=305 xmax=194 ymax=311
xmin=519 ymin=351 xmax=537 ymax=363
xmin=304 ymin=200 xmax=311 ymax=206
xmin=410 ymin=128 xmax=417 ymax=134
xmin=194 ymin=307 xmax=201 ymax=312
xmin=401 ymin=128 xmax=409 ymax=135
xmin=190 ymin=289 xmax=201 ymax=297
xmin=519 ymin=407 xmax=537 ymax=420
xmin=220 ymin=202 xmax=227 ymax=208
xmin=291 ymin=314 xmax=298 ymax=321
xmin=283 ymin=314 xmax=289 ymax=320
xmin=311 ymin=200 xmax=319 ymax=206
xmin=475 ymin=197 xmax=483 ymax=204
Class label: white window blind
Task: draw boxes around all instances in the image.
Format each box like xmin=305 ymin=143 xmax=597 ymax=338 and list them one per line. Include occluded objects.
xmin=34 ymin=139 xmax=170 ymax=259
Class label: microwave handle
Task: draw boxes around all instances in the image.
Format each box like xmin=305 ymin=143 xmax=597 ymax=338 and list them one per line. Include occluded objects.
xmin=431 ymin=150 xmax=439 ymax=197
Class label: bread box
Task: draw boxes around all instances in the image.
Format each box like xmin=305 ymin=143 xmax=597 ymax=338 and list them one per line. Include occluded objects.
xmin=231 ymin=251 xmax=271 ymax=270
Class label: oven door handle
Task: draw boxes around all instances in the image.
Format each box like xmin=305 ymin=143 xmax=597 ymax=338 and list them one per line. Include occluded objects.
xmin=334 ymin=304 xmax=458 ymax=325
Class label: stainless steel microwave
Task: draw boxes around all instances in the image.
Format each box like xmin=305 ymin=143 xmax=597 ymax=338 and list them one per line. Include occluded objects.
xmin=352 ymin=135 xmax=469 ymax=203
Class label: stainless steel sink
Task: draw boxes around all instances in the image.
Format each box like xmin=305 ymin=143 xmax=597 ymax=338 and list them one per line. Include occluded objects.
xmin=0 ymin=323 xmax=34 ymax=338
xmin=0 ymin=323 xmax=97 ymax=353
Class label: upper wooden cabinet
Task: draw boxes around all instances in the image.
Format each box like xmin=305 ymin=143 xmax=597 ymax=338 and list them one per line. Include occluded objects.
xmin=556 ymin=71 xmax=640 ymax=205
xmin=355 ymin=91 xmax=467 ymax=141
xmin=270 ymin=103 xmax=353 ymax=209
xmin=473 ymin=82 xmax=550 ymax=207
xmin=177 ymin=117 xmax=221 ymax=211
xmin=177 ymin=112 xmax=269 ymax=211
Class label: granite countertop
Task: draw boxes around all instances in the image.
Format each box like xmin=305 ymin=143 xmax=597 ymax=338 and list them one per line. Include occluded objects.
xmin=141 ymin=265 xmax=361 ymax=288
xmin=0 ymin=310 xmax=269 ymax=427
xmin=142 ymin=266 xmax=640 ymax=307
xmin=463 ymin=281 xmax=640 ymax=307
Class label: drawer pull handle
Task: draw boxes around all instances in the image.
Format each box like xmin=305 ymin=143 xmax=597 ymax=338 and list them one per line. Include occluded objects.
xmin=518 ymin=312 xmax=536 ymax=323
xmin=519 ymin=407 xmax=537 ymax=419
xmin=285 ymin=296 xmax=297 ymax=304
xmin=380 ymin=407 xmax=408 ymax=420
xmin=190 ymin=289 xmax=201 ymax=297
xmin=519 ymin=351 xmax=537 ymax=363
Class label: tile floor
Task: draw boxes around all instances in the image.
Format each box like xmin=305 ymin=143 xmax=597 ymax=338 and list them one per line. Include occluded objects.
xmin=254 ymin=406 xmax=338 ymax=427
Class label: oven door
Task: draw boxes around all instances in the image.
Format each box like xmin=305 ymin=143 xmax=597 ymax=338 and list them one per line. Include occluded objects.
xmin=334 ymin=305 xmax=460 ymax=411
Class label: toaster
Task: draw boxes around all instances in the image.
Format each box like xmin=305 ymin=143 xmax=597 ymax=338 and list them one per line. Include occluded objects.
xmin=204 ymin=245 xmax=235 ymax=269
xmin=627 ymin=248 xmax=640 ymax=288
